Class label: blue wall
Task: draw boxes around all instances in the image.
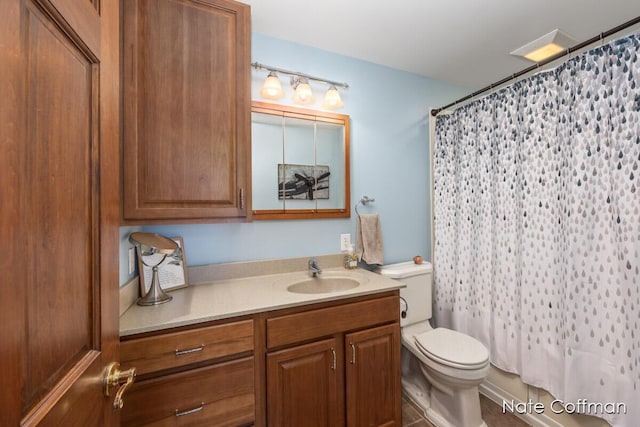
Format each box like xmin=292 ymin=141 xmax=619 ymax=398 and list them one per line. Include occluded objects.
xmin=119 ymin=33 xmax=468 ymax=285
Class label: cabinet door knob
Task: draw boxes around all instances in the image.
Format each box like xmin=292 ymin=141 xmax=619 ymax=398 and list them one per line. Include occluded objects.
xmin=350 ymin=343 xmax=356 ymax=365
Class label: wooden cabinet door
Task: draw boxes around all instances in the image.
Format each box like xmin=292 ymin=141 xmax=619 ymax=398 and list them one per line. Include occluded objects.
xmin=345 ymin=324 xmax=402 ymax=427
xmin=123 ymin=0 xmax=251 ymax=221
xmin=267 ymin=338 xmax=343 ymax=427
xmin=0 ymin=0 xmax=121 ymax=425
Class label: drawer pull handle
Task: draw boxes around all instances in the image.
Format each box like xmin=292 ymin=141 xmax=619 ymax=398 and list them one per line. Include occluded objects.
xmin=175 ymin=344 xmax=204 ymax=356
xmin=175 ymin=402 xmax=205 ymax=417
xmin=331 ymin=347 xmax=336 ymax=371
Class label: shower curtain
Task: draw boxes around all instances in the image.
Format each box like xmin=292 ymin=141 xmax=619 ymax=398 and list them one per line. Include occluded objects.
xmin=433 ymin=32 xmax=640 ymax=426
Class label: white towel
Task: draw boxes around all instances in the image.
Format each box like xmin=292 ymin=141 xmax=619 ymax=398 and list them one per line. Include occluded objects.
xmin=356 ymin=213 xmax=384 ymax=265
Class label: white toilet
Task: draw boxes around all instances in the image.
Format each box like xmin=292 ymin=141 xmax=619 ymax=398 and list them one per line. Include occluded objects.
xmin=377 ymin=261 xmax=490 ymax=427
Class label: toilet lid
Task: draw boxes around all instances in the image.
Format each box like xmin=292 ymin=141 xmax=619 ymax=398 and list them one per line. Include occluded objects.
xmin=414 ymin=328 xmax=489 ymax=369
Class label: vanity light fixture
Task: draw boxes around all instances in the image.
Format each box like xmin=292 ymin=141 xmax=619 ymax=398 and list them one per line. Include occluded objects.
xmin=510 ymin=29 xmax=577 ymax=63
xmin=259 ymin=71 xmax=284 ymax=99
xmin=252 ymin=62 xmax=348 ymax=109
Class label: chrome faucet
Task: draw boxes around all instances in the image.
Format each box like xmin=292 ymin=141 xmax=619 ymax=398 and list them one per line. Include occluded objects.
xmin=308 ymin=257 xmax=322 ymax=277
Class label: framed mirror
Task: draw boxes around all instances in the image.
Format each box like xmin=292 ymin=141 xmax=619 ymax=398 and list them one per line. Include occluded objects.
xmin=251 ymin=101 xmax=350 ymax=220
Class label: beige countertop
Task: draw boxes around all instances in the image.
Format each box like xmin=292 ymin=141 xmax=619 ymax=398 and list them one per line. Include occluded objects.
xmin=119 ymin=262 xmax=405 ymax=337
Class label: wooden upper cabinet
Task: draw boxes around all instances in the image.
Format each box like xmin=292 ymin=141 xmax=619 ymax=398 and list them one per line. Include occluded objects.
xmin=122 ymin=0 xmax=251 ymax=221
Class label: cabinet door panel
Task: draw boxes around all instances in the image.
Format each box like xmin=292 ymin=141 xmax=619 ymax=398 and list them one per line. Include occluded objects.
xmin=267 ymin=338 xmax=342 ymax=427
xmin=346 ymin=324 xmax=401 ymax=427
xmin=123 ymin=0 xmax=251 ymax=220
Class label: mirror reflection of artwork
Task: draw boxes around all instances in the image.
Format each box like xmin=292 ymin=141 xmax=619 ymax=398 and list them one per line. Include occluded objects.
xmin=278 ymin=164 xmax=330 ymax=200
xmin=139 ymin=237 xmax=188 ymax=295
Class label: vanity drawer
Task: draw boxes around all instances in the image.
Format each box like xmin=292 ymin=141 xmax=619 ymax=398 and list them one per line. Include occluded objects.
xmin=267 ymin=295 xmax=398 ymax=349
xmin=121 ymin=319 xmax=254 ymax=376
xmin=121 ymin=357 xmax=255 ymax=427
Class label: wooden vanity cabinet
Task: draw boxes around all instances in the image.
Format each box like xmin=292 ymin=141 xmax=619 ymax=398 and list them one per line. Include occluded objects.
xmin=265 ymin=293 xmax=402 ymax=427
xmin=122 ymin=0 xmax=251 ymax=222
xmin=119 ymin=318 xmax=256 ymax=427
xmin=118 ymin=292 xmax=400 ymax=427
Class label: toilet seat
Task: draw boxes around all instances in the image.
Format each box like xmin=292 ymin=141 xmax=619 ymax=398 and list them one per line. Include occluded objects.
xmin=414 ymin=328 xmax=489 ymax=370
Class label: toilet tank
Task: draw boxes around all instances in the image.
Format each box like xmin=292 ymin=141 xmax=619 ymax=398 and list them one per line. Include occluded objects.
xmin=377 ymin=261 xmax=433 ymax=327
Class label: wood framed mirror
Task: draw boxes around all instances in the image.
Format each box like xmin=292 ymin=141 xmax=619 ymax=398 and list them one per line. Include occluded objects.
xmin=251 ymin=101 xmax=350 ymax=220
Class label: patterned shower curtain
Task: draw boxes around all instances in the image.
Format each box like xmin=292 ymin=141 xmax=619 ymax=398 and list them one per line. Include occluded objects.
xmin=433 ymin=32 xmax=640 ymax=426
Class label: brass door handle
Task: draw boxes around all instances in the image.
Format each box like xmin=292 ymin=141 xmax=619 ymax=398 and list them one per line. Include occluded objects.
xmin=103 ymin=362 xmax=137 ymax=410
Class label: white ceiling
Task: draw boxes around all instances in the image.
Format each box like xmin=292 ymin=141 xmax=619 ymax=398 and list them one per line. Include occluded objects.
xmin=243 ymin=0 xmax=640 ymax=89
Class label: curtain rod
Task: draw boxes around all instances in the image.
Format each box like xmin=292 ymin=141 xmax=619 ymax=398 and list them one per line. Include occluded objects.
xmin=251 ymin=62 xmax=349 ymax=89
xmin=431 ymin=15 xmax=640 ymax=117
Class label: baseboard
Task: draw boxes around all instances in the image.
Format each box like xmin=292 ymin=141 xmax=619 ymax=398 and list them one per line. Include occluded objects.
xmin=480 ymin=381 xmax=565 ymax=427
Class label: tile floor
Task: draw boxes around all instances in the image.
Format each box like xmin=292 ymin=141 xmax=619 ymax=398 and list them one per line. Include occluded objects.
xmin=402 ymin=394 xmax=530 ymax=427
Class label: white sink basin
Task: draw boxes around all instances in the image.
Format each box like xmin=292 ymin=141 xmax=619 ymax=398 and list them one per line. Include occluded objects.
xmin=287 ymin=277 xmax=360 ymax=294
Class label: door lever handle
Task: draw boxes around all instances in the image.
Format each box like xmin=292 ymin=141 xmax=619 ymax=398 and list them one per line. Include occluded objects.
xmin=103 ymin=362 xmax=137 ymax=410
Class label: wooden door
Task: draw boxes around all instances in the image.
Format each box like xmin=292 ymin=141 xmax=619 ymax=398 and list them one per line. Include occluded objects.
xmin=122 ymin=0 xmax=251 ymax=221
xmin=345 ymin=324 xmax=402 ymax=427
xmin=0 ymin=0 xmax=121 ymax=425
xmin=266 ymin=338 xmax=343 ymax=427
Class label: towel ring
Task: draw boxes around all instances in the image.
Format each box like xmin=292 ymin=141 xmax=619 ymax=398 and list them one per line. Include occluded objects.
xmin=355 ymin=195 xmax=375 ymax=216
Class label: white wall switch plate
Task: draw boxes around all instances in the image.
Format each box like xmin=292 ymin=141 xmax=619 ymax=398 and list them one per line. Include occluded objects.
xmin=340 ymin=233 xmax=351 ymax=251
xmin=128 ymin=247 xmax=136 ymax=275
